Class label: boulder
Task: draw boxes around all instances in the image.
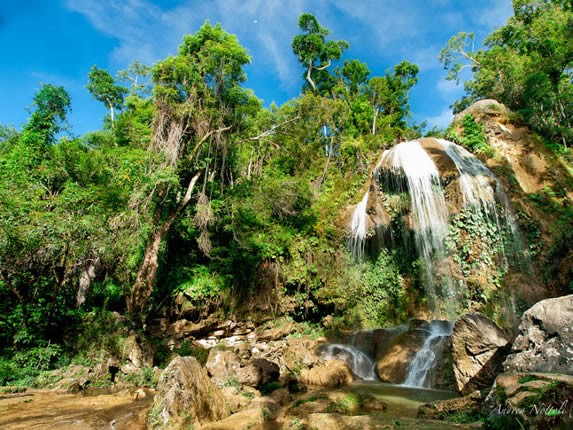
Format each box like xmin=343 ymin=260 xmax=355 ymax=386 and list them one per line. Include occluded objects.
xmin=352 ymin=327 xmax=405 ymax=360
xmin=484 ymin=372 xmax=573 ymax=429
xmin=282 ymin=337 xmax=322 ymax=375
xmin=150 ymin=356 xmax=228 ymax=429
xmin=451 ymin=313 xmax=511 ymax=395
xmin=375 ymin=328 xmax=427 ymax=383
xmin=237 ymin=358 xmax=280 ymax=389
xmin=300 ymin=360 xmax=354 ymax=388
xmin=121 ymin=334 xmax=154 ymax=374
xmin=199 ymin=408 xmax=265 ymax=430
xmin=418 ymin=391 xmax=482 ymax=420
xmin=220 ymin=386 xmax=251 ymax=414
xmin=205 ymin=349 xmax=241 ymax=385
xmin=503 ymin=294 xmax=573 ymax=375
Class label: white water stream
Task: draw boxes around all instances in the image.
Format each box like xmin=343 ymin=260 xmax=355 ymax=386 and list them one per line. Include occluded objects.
xmin=402 ymin=321 xmax=453 ymax=388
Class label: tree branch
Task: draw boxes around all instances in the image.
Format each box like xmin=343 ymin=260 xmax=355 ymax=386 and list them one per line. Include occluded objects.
xmin=189 ymin=124 xmax=233 ymax=161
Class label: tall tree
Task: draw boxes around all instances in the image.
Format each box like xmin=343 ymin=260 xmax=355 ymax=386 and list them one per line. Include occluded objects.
xmin=87 ymin=66 xmax=128 ymax=126
xmin=24 ymin=84 xmax=71 ymax=146
xmin=292 ymin=13 xmax=349 ymax=94
xmin=369 ymin=61 xmax=419 ymax=135
xmin=127 ymin=22 xmax=257 ymax=320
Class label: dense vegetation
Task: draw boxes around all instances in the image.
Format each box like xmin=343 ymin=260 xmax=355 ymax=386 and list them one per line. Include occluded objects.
xmin=0 ymin=2 xmax=570 ymax=385
xmin=440 ymin=0 xmax=573 ymax=148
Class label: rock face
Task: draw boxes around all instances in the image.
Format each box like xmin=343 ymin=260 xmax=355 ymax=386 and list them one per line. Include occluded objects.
xmin=484 ymin=372 xmax=573 ymax=430
xmin=457 ymin=99 xmax=572 ymax=300
xmin=418 ymin=391 xmax=483 ymax=420
xmin=503 ymin=294 xmax=573 ymax=374
xmin=205 ymin=349 xmax=280 ymax=389
xmin=451 ymin=313 xmax=511 ymax=395
xmin=237 ymin=358 xmax=280 ymax=388
xmin=121 ymin=334 xmax=155 ymax=374
xmin=150 ymin=356 xmax=228 ymax=429
xmin=205 ymin=349 xmax=241 ymax=385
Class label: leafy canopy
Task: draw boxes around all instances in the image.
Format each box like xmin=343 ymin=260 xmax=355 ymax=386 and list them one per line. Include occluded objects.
xmin=292 ymin=13 xmax=349 ymax=93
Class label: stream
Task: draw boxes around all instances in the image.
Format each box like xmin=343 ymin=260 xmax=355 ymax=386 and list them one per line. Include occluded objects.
xmin=348 ymin=381 xmax=458 ymax=418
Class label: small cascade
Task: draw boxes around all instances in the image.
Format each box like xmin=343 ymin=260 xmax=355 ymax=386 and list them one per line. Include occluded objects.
xmin=402 ymin=320 xmax=453 ymax=388
xmin=320 ymin=343 xmax=378 ymax=380
xmin=438 ymin=138 xmax=523 ymax=260
xmin=349 ymin=191 xmax=370 ymax=261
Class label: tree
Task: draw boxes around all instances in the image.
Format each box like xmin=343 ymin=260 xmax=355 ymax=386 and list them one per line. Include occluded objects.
xmin=369 ymin=61 xmax=419 ymax=135
xmin=127 ymin=22 xmax=257 ymax=320
xmin=25 ymin=84 xmax=71 ymax=146
xmin=339 ymin=59 xmax=370 ymax=96
xmin=439 ymin=0 xmax=573 ymax=147
xmin=87 ymin=66 xmax=128 ymax=126
xmin=292 ymin=13 xmax=349 ymax=94
xmin=117 ymin=60 xmax=152 ymax=97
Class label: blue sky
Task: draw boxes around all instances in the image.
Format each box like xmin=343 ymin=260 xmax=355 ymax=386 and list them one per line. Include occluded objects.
xmin=0 ymin=0 xmax=513 ymax=136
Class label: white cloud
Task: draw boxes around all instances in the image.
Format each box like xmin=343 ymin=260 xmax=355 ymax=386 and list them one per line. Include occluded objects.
xmin=475 ymin=0 xmax=513 ymax=29
xmin=425 ymin=108 xmax=454 ymax=129
xmin=63 ymin=0 xmax=513 ymax=110
xmin=436 ymin=77 xmax=462 ymax=95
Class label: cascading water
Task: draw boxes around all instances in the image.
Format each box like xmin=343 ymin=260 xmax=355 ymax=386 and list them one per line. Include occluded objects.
xmin=374 ymin=140 xmax=452 ymax=313
xmin=402 ymin=320 xmax=453 ymax=388
xmin=349 ymin=191 xmax=370 ymax=261
xmin=349 ymin=138 xmax=522 ymax=319
xmin=345 ymin=138 xmax=525 ymax=389
xmin=438 ymin=138 xmax=523 ymax=261
xmin=320 ymin=343 xmax=378 ymax=380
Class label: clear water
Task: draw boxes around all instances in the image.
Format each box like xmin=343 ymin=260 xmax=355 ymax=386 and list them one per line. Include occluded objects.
xmin=349 ymin=381 xmax=459 ymax=418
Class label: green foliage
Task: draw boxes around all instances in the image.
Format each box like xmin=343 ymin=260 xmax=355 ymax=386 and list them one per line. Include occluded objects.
xmin=0 ymin=14 xmax=424 ymax=369
xmin=446 ymin=114 xmax=493 ymax=157
xmin=260 ymin=380 xmax=282 ymax=395
xmin=87 ymin=66 xmax=128 ymax=124
xmin=173 ymin=340 xmax=209 ymax=366
xmin=326 ymin=392 xmax=363 ymax=413
xmin=25 ymin=83 xmax=71 ymax=145
xmin=292 ymin=13 xmax=349 ymax=94
xmin=342 ymin=250 xmax=406 ymax=327
xmin=123 ymin=367 xmax=158 ymax=388
xmin=175 ymin=265 xmax=228 ymax=301
xmin=440 ymin=1 xmax=573 ymax=148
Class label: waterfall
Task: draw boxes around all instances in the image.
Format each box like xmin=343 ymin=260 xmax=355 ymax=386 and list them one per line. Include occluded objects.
xmin=374 ymin=140 xmax=452 ymax=314
xmin=348 ymin=138 xmax=523 ymax=318
xmin=320 ymin=343 xmax=378 ymax=380
xmin=402 ymin=320 xmax=453 ymax=388
xmin=349 ymin=191 xmax=370 ymax=261
xmin=438 ymin=138 xmax=523 ymax=260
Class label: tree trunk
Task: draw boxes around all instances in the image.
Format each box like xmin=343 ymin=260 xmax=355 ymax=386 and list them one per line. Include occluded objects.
xmin=127 ymin=173 xmax=200 ymax=322
xmin=107 ymin=98 xmax=115 ymax=126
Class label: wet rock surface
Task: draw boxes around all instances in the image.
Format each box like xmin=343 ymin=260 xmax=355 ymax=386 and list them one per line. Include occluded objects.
xmin=375 ymin=328 xmax=427 ymax=383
